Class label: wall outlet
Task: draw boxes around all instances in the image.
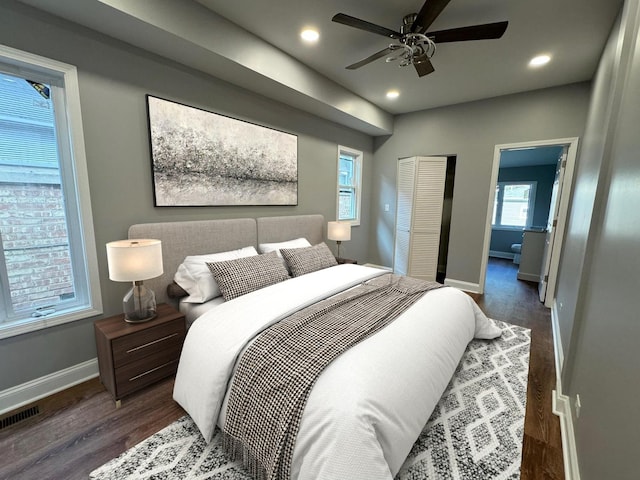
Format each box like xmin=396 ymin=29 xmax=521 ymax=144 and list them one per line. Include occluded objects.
xmin=384 ymin=203 xmax=390 ymax=212
xmin=575 ymin=394 xmax=581 ymax=418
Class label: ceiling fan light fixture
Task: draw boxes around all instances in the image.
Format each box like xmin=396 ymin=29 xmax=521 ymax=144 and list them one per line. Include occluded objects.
xmin=399 ymin=56 xmax=413 ymax=67
xmin=529 ymin=54 xmax=551 ymax=67
xmin=300 ymin=28 xmax=320 ymax=43
xmin=413 ymin=53 xmax=428 ymax=64
xmin=386 ymin=43 xmax=413 ymax=63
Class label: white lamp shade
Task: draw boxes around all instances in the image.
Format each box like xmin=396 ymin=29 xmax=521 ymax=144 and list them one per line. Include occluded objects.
xmin=106 ymin=239 xmax=163 ymax=282
xmin=327 ymin=221 xmax=351 ymax=242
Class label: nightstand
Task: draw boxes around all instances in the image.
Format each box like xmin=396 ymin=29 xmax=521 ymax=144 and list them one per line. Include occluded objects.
xmin=336 ymin=257 xmax=357 ymax=264
xmin=94 ymin=303 xmax=186 ymax=407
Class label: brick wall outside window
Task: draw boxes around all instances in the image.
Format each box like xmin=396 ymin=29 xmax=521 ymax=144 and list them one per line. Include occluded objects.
xmin=0 ymin=182 xmax=74 ymax=312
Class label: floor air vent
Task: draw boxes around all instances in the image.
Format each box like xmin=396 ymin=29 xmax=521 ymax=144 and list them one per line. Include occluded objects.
xmin=0 ymin=405 xmax=40 ymax=430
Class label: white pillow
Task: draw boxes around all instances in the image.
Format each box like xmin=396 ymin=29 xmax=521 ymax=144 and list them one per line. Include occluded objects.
xmin=258 ymin=237 xmax=311 ymax=257
xmin=174 ymin=246 xmax=258 ymax=303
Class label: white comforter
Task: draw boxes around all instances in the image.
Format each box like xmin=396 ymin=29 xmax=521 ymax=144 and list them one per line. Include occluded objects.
xmin=173 ymin=264 xmax=501 ymax=480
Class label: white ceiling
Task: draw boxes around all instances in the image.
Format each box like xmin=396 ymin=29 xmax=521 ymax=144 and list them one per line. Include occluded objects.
xmin=19 ymin=0 xmax=623 ymax=135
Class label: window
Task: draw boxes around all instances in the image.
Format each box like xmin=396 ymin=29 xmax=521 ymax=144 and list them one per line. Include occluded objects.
xmin=0 ymin=45 xmax=101 ymax=338
xmin=492 ymin=182 xmax=537 ymax=228
xmin=336 ymin=146 xmax=362 ymax=225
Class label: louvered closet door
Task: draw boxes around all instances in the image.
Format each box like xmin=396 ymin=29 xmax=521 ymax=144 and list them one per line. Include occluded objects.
xmin=408 ymin=157 xmax=447 ymax=281
xmin=393 ymin=158 xmax=416 ymax=275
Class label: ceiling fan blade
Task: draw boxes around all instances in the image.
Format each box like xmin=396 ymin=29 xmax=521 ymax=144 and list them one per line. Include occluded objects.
xmin=414 ymin=58 xmax=435 ymax=77
xmin=412 ymin=0 xmax=452 ymax=33
xmin=332 ymin=13 xmax=402 ymax=39
xmin=346 ymin=47 xmax=393 ymax=70
xmin=427 ymin=21 xmax=508 ymax=43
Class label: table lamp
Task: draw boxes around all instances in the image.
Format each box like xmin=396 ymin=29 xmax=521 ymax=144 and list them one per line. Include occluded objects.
xmin=106 ymin=239 xmax=163 ymax=323
xmin=327 ymin=221 xmax=351 ymax=260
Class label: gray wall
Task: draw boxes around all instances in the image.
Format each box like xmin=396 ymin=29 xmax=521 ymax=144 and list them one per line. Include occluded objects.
xmin=556 ymin=1 xmax=640 ymax=477
xmin=555 ymin=14 xmax=622 ymax=367
xmin=490 ymin=164 xmax=557 ymax=254
xmin=0 ymin=2 xmax=373 ymax=390
xmin=369 ymin=84 xmax=590 ymax=285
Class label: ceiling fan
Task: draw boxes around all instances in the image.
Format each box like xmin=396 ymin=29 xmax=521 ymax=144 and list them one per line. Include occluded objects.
xmin=332 ymin=0 xmax=508 ymax=77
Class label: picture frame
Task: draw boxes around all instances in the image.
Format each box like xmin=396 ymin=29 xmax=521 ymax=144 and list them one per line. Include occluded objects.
xmin=146 ymin=95 xmax=298 ymax=206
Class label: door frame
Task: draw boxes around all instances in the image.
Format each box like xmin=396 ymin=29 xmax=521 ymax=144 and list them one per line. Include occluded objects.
xmin=479 ymin=137 xmax=579 ymax=306
xmin=539 ymin=146 xmax=568 ymax=302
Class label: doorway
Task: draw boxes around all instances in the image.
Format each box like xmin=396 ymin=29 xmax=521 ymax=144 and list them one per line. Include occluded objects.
xmin=480 ymin=138 xmax=579 ymax=307
xmin=437 ymin=156 xmax=456 ymax=283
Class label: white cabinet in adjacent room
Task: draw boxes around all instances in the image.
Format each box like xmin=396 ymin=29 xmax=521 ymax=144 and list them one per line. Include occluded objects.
xmin=517 ymin=229 xmax=547 ymax=282
xmin=393 ymin=156 xmax=447 ymax=281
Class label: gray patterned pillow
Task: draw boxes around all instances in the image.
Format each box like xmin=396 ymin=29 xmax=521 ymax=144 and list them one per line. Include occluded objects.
xmin=280 ymin=242 xmax=338 ymax=277
xmin=206 ymin=251 xmax=290 ymax=301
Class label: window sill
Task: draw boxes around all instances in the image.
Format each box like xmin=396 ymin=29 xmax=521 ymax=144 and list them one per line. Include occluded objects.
xmin=339 ymin=219 xmax=360 ymax=227
xmin=0 ymin=305 xmax=103 ymax=339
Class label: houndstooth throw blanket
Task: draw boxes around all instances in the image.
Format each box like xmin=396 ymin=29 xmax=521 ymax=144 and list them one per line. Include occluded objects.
xmin=222 ymin=273 xmax=443 ymax=480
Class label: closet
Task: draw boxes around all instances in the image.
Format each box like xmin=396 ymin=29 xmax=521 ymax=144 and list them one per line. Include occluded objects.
xmin=393 ymin=156 xmax=447 ymax=281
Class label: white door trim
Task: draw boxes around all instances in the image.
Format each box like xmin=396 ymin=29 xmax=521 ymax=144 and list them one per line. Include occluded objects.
xmin=479 ymin=137 xmax=579 ymax=301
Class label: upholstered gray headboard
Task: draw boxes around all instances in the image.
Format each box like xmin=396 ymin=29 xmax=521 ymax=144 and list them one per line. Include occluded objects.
xmin=128 ymin=218 xmax=257 ymax=306
xmin=128 ymin=214 xmax=325 ymax=306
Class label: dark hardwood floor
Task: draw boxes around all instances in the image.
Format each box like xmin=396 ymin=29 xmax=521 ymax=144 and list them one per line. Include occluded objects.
xmin=0 ymin=257 xmax=563 ymax=480
xmin=0 ymin=376 xmax=183 ymax=480
xmin=470 ymin=257 xmax=565 ymax=480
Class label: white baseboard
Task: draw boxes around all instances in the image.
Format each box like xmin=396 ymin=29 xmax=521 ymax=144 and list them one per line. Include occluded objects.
xmin=553 ymin=390 xmax=581 ymax=480
xmin=551 ymin=301 xmax=580 ymax=479
xmin=443 ymin=278 xmax=481 ymax=293
xmin=551 ymin=300 xmax=564 ymax=389
xmin=361 ymin=263 xmax=392 ymax=271
xmin=489 ymin=250 xmax=515 ymax=260
xmin=517 ymin=272 xmax=540 ymax=282
xmin=0 ymin=358 xmax=99 ymax=415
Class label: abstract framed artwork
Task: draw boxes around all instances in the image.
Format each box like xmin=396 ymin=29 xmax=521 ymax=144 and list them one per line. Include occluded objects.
xmin=146 ymin=95 xmax=298 ymax=206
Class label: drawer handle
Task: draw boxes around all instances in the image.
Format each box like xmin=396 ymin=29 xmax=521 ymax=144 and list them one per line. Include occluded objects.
xmin=129 ymin=361 xmax=176 ymax=382
xmin=126 ymin=333 xmax=179 ymax=354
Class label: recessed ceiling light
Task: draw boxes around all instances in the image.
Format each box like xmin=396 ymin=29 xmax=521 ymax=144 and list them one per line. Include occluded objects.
xmin=300 ymin=28 xmax=319 ymax=43
xmin=386 ymin=90 xmax=400 ymax=99
xmin=529 ymin=55 xmax=551 ymax=67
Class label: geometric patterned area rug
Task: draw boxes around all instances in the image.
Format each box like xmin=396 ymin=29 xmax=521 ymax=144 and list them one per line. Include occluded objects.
xmin=90 ymin=320 xmax=530 ymax=480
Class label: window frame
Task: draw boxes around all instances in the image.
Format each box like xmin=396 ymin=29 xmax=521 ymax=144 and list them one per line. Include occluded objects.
xmin=0 ymin=44 xmax=102 ymax=339
xmin=492 ymin=181 xmax=537 ymax=230
xmin=336 ymin=145 xmax=363 ymax=226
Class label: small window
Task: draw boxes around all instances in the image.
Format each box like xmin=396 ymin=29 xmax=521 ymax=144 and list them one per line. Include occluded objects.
xmin=492 ymin=182 xmax=537 ymax=229
xmin=337 ymin=146 xmax=362 ymax=226
xmin=0 ymin=45 xmax=102 ymax=338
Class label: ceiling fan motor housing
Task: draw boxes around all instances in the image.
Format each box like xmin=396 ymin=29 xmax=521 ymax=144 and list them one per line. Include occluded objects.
xmin=401 ymin=13 xmax=418 ymax=34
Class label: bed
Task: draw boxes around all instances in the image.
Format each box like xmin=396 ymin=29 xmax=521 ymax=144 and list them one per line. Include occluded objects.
xmin=128 ymin=214 xmax=501 ymax=480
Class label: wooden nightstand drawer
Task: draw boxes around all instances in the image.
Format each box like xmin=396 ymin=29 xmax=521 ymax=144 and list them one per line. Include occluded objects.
xmin=115 ymin=351 xmax=181 ymax=397
xmin=94 ymin=303 xmax=186 ymax=405
xmin=112 ymin=320 xmax=185 ymax=369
